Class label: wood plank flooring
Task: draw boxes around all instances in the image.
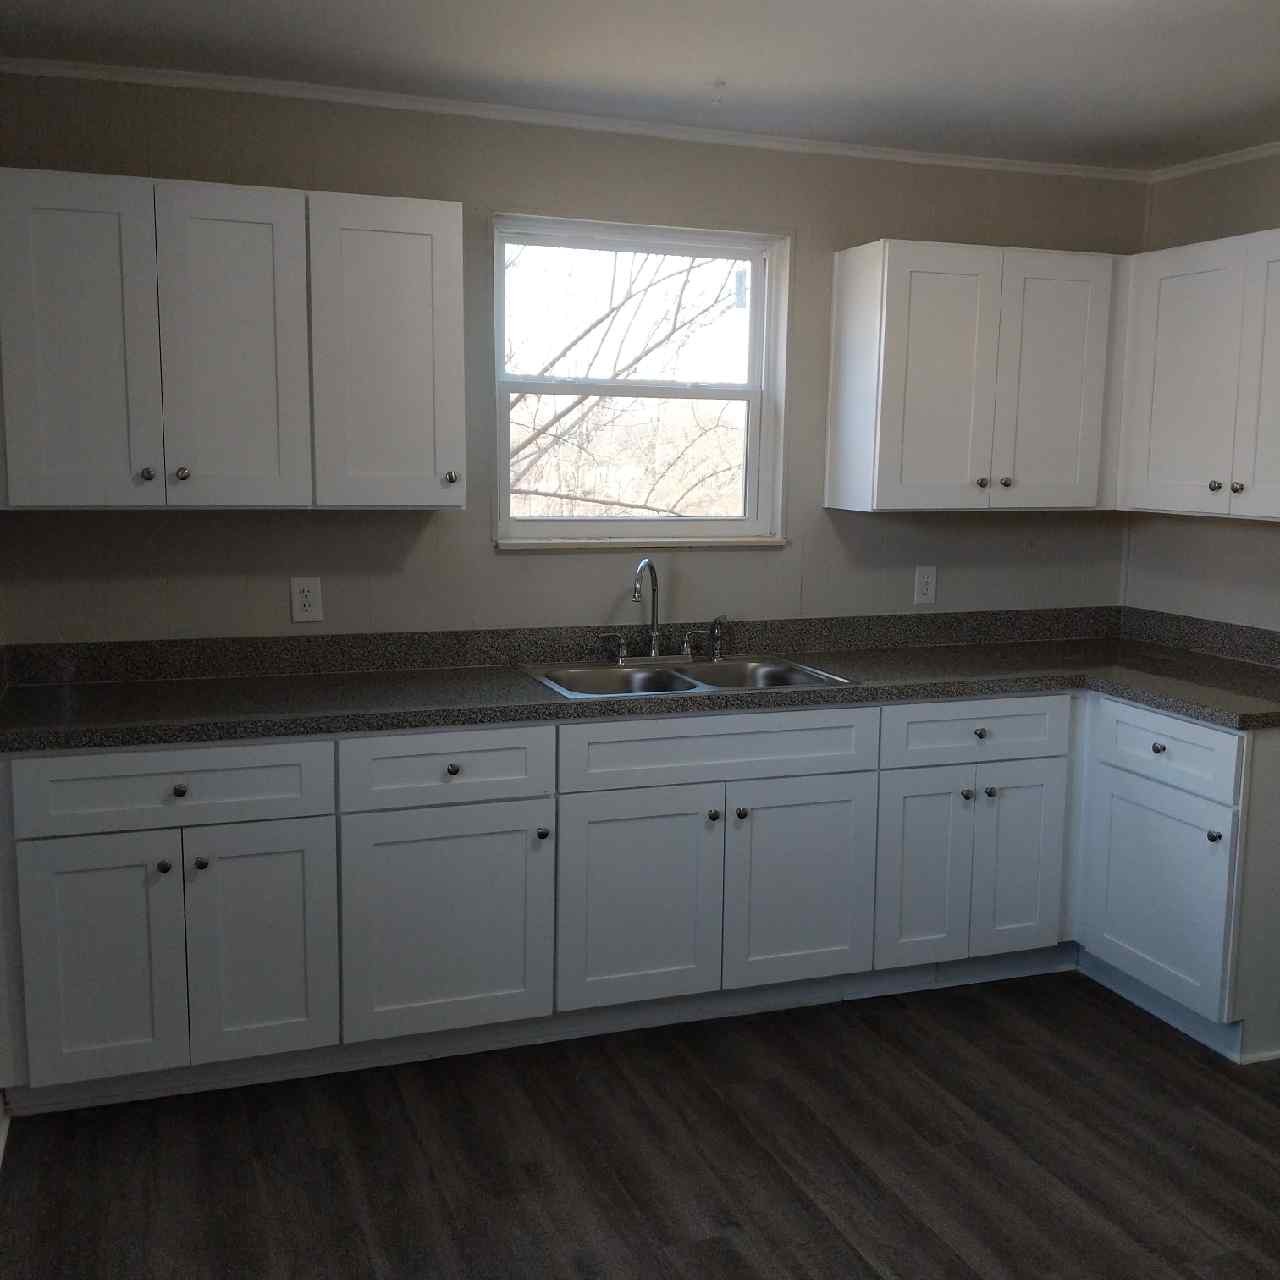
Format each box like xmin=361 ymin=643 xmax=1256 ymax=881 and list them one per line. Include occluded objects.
xmin=3 ymin=972 xmax=1280 ymax=1279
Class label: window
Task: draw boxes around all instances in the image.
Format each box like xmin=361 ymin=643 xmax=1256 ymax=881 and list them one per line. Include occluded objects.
xmin=494 ymin=215 xmax=788 ymax=547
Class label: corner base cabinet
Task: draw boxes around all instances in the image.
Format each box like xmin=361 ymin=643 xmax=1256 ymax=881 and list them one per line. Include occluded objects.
xmin=1084 ymin=764 xmax=1236 ymax=1021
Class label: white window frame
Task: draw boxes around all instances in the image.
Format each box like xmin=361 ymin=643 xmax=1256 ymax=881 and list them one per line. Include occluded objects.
xmin=494 ymin=214 xmax=789 ymax=549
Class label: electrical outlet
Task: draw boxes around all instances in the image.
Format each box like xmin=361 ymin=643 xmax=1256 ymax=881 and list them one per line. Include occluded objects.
xmin=913 ymin=565 xmax=937 ymax=606
xmin=290 ymin=577 xmax=323 ymax=623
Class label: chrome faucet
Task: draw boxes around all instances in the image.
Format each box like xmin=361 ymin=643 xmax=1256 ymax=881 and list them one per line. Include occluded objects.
xmin=632 ymin=558 xmax=660 ymax=658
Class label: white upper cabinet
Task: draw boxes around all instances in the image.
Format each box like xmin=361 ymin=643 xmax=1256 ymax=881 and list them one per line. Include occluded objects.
xmin=826 ymin=240 xmax=1111 ymax=511
xmin=991 ymin=251 xmax=1112 ymax=508
xmin=1119 ymin=237 xmax=1245 ymax=515
xmin=309 ymin=193 xmax=465 ymax=508
xmin=1230 ymin=231 xmax=1280 ymax=518
xmin=156 ymin=181 xmax=312 ymax=506
xmin=0 ymin=170 xmax=165 ymax=506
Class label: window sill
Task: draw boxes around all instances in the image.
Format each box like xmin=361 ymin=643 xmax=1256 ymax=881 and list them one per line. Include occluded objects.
xmin=495 ymin=535 xmax=789 ymax=552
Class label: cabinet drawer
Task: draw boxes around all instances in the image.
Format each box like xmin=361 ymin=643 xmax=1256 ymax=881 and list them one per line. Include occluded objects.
xmin=339 ymin=726 xmax=555 ymax=812
xmin=880 ymin=696 xmax=1069 ymax=769
xmin=558 ymin=709 xmax=880 ymax=793
xmin=1093 ymin=700 xmax=1241 ymax=804
xmin=13 ymin=742 xmax=335 ymax=839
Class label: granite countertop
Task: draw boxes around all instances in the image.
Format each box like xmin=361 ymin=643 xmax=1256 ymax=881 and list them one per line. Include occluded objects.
xmin=2 ymin=638 xmax=1280 ymax=753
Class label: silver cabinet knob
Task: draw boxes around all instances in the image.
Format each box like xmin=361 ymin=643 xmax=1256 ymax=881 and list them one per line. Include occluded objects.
xmin=536 ymin=827 xmax=551 ymax=840
xmin=173 ymin=783 xmax=189 ymax=798
xmin=157 ymin=860 xmax=173 ymax=874
xmin=1000 ymin=477 xmax=1013 ymax=488
xmin=984 ymin=786 xmax=998 ymax=798
xmin=1207 ymin=830 xmax=1223 ymax=843
xmin=1231 ymin=481 xmax=1245 ymax=494
xmin=960 ymin=788 xmax=975 ymax=801
xmin=1151 ymin=742 xmax=1167 ymax=755
xmin=976 ymin=477 xmax=990 ymax=489
xmin=1208 ymin=480 xmax=1223 ymax=492
xmin=443 ymin=471 xmax=460 ymax=484
xmin=175 ymin=466 xmax=192 ymax=481
xmin=973 ymin=727 xmax=988 ymax=739
xmin=736 ymin=807 xmax=750 ymax=820
xmin=139 ymin=466 xmax=156 ymax=482
xmin=708 ymin=808 xmax=722 ymax=822
xmin=446 ymin=762 xmax=461 ymax=776
xmin=194 ymin=857 xmax=210 ymax=871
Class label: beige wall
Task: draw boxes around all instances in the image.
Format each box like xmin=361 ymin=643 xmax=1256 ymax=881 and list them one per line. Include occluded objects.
xmin=1123 ymin=154 xmax=1280 ymax=629
xmin=0 ymin=74 xmax=1145 ymax=642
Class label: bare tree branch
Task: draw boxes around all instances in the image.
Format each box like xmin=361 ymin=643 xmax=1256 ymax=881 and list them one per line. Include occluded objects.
xmin=510 ymin=487 xmax=684 ymax=517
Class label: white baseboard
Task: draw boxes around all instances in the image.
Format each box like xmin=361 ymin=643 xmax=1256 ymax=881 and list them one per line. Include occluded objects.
xmin=4 ymin=946 xmax=1077 ymax=1116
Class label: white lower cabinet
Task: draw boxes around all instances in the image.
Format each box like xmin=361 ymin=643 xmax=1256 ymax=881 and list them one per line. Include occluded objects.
xmin=17 ymin=829 xmax=191 ymax=1086
xmin=875 ymin=765 xmax=977 ymax=968
xmin=722 ymin=773 xmax=877 ymax=989
xmin=876 ymin=757 xmax=1067 ymax=970
xmin=556 ymin=784 xmax=725 ymax=1011
xmin=1084 ymin=765 xmax=1235 ymax=1021
xmin=341 ymin=800 xmax=556 ymax=1041
xmin=183 ymin=816 xmax=339 ymax=1064
xmin=969 ymin=758 xmax=1067 ymax=956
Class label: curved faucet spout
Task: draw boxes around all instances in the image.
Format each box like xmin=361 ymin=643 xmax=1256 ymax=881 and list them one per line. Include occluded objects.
xmin=632 ymin=558 xmax=660 ymax=658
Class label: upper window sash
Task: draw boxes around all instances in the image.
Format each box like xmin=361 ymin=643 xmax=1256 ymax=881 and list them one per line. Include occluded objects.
xmin=496 ymin=215 xmax=770 ymax=391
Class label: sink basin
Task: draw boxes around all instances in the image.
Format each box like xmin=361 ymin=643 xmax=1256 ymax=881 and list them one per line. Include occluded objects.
xmin=528 ymin=656 xmax=849 ymax=699
xmin=678 ymin=658 xmax=848 ymax=689
xmin=533 ymin=665 xmax=703 ymax=698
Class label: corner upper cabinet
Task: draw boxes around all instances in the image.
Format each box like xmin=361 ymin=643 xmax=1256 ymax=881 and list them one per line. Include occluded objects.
xmin=825 ymin=239 xmax=1112 ymax=511
xmin=156 ymin=181 xmax=312 ymax=506
xmin=0 ymin=169 xmax=165 ymax=506
xmin=309 ymin=192 xmax=465 ymax=507
xmin=1118 ymin=238 xmax=1246 ymax=515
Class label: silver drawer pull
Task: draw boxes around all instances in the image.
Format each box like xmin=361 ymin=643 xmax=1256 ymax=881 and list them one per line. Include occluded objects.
xmin=960 ymin=788 xmax=975 ymax=801
xmin=1207 ymin=830 xmax=1223 ymax=843
xmin=1151 ymin=742 xmax=1167 ymax=755
xmin=984 ymin=786 xmax=997 ymax=798
xmin=172 ymin=782 xmax=189 ymax=798
xmin=446 ymin=762 xmax=462 ymax=776
xmin=973 ymin=727 xmax=988 ymax=740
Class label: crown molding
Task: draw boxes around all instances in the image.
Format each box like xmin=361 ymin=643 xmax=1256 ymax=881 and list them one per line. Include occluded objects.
xmin=4 ymin=55 xmax=1278 ymax=186
xmin=0 ymin=56 xmax=1151 ymax=182
xmin=1148 ymin=138 xmax=1280 ymax=184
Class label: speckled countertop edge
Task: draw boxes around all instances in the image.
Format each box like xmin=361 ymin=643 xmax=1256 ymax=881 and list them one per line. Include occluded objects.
xmin=2 ymin=650 xmax=1277 ymax=754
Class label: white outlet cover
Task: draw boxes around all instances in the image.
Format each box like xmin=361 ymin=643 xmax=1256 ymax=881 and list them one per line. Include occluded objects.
xmin=913 ymin=565 xmax=937 ymax=606
xmin=291 ymin=576 xmax=324 ymax=623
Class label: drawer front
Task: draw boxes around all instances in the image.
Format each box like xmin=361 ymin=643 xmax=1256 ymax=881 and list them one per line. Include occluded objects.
xmin=339 ymin=726 xmax=555 ymax=812
xmin=880 ymin=696 xmax=1070 ymax=769
xmin=1093 ymin=700 xmax=1241 ymax=804
xmin=13 ymin=742 xmax=335 ymax=839
xmin=558 ymin=708 xmax=880 ymax=793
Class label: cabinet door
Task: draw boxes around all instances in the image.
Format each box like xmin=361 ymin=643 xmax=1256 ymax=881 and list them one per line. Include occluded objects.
xmin=991 ymin=251 xmax=1111 ymax=508
xmin=156 ymin=181 xmax=311 ymax=506
xmin=875 ymin=766 xmax=975 ymax=969
xmin=183 ymin=816 xmax=338 ymax=1064
xmin=557 ymin=784 xmax=724 ymax=1010
xmin=1230 ymin=230 xmax=1280 ymax=518
xmin=309 ymin=193 xmax=465 ymax=507
xmin=723 ymin=773 xmax=876 ymax=989
xmin=1122 ymin=239 xmax=1245 ymax=514
xmin=970 ymin=757 xmax=1067 ymax=956
xmin=875 ymin=241 xmax=1002 ymax=509
xmin=342 ymin=800 xmax=554 ymax=1042
xmin=1084 ymin=765 xmax=1234 ymax=1021
xmin=17 ymin=830 xmax=189 ymax=1085
xmin=0 ymin=169 xmax=164 ymax=506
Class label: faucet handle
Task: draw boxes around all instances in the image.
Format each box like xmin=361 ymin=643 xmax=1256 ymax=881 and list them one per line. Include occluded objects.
xmin=682 ymin=628 xmax=709 ymax=658
xmin=709 ymin=614 xmax=729 ymax=661
xmin=601 ymin=633 xmax=627 ymax=665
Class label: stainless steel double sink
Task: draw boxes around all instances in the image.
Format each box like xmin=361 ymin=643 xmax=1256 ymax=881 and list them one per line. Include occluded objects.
xmin=527 ymin=656 xmax=849 ymax=700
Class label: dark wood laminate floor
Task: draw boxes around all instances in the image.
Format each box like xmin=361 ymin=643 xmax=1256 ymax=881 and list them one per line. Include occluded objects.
xmin=4 ymin=972 xmax=1280 ymax=1280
